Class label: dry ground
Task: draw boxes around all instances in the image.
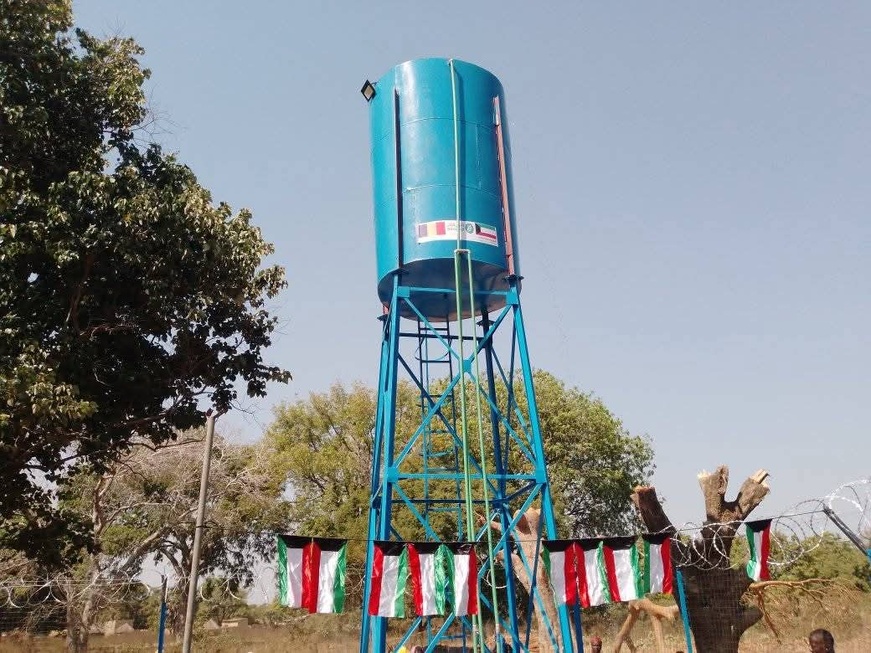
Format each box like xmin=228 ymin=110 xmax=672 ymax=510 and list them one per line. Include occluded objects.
xmin=1 ymin=586 xmax=868 ymax=652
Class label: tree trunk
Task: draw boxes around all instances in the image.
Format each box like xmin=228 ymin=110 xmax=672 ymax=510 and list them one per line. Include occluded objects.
xmin=631 ymin=466 xmax=770 ymax=653
xmin=166 ymin=587 xmax=187 ymax=637
xmin=65 ymin=595 xmax=89 ymax=653
xmin=488 ymin=508 xmax=563 ymax=653
xmin=64 ymin=564 xmax=103 ymax=653
xmin=678 ymin=566 xmax=761 ymax=653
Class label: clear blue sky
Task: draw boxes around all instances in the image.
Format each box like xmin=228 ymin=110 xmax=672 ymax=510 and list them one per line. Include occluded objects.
xmin=75 ymin=1 xmax=870 ymax=528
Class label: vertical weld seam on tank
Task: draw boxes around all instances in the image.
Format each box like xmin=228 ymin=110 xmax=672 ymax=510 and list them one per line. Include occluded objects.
xmin=393 ymin=89 xmax=403 ymax=268
xmin=449 ymin=59 xmax=462 ymax=252
xmin=493 ymin=95 xmax=515 ymax=277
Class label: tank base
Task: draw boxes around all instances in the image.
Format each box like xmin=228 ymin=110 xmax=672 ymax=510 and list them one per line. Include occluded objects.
xmin=377 ymin=259 xmax=520 ymax=321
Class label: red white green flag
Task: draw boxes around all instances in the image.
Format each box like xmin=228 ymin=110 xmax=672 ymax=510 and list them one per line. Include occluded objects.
xmin=543 ymin=540 xmax=581 ymax=606
xmin=578 ymin=539 xmax=610 ymax=607
xmin=602 ymin=537 xmax=642 ymax=602
xmin=369 ymin=542 xmax=410 ymax=618
xmin=277 ymin=536 xmax=347 ymax=613
xmin=745 ymin=519 xmax=772 ymax=581
xmin=440 ymin=543 xmax=478 ymax=616
xmin=408 ymin=542 xmax=442 ymax=616
xmin=641 ymin=533 xmax=673 ymax=595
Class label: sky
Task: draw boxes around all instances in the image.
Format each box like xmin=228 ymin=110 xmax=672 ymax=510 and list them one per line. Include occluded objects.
xmin=73 ymin=1 xmax=870 ymax=531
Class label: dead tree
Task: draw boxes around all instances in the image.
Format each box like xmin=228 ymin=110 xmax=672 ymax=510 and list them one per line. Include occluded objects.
xmin=630 ymin=466 xmax=770 ymax=653
xmin=612 ymin=598 xmax=680 ymax=653
xmin=485 ymin=508 xmax=562 ymax=653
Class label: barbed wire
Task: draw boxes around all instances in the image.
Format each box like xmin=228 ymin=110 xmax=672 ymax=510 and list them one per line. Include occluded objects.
xmin=2 ymin=478 xmax=868 ymax=614
xmin=826 ymin=477 xmax=871 ymax=538
xmin=208 ymin=477 xmax=871 ymax=601
xmin=0 ymin=573 xmax=151 ymax=610
xmin=668 ymin=478 xmax=870 ymax=571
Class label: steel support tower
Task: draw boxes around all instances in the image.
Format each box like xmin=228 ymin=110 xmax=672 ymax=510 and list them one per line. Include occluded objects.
xmin=360 ymin=58 xmax=577 ymax=653
xmin=359 ymin=276 xmax=576 ymax=652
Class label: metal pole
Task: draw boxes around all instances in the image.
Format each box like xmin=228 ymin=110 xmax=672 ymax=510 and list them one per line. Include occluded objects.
xmin=156 ymin=576 xmax=168 ymax=653
xmin=571 ymin=601 xmax=584 ymax=653
xmin=822 ymin=506 xmax=868 ymax=553
xmin=181 ymin=412 xmax=216 ymax=653
xmin=821 ymin=505 xmax=871 ymax=576
xmin=674 ymin=569 xmax=694 ymax=653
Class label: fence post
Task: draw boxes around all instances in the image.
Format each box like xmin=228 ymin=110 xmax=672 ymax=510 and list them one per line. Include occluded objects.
xmin=157 ymin=576 xmax=168 ymax=653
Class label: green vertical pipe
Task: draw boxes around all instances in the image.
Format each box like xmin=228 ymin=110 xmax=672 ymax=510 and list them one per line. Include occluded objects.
xmin=449 ymin=58 xmax=482 ymax=653
xmin=465 ymin=254 xmax=502 ymax=643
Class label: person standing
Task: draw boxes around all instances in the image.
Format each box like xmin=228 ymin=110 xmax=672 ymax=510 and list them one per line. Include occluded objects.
xmin=808 ymin=628 xmax=835 ymax=653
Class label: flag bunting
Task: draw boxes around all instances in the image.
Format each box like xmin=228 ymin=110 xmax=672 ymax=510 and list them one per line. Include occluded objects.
xmin=277 ymin=535 xmax=346 ymax=614
xmin=278 ymin=526 xmax=783 ymax=617
xmin=641 ymin=533 xmax=673 ymax=595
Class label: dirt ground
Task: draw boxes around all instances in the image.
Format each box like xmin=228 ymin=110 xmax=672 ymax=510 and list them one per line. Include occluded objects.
xmin=2 ymin=625 xmax=870 ymax=653
xmin=2 ymin=588 xmax=869 ymax=652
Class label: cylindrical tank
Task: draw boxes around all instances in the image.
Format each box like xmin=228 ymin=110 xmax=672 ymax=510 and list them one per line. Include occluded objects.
xmin=368 ymin=58 xmax=520 ymax=321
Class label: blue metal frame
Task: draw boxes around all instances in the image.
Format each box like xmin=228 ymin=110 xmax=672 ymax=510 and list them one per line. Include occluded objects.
xmin=675 ymin=569 xmax=694 ymax=653
xmin=820 ymin=505 xmax=871 ymax=586
xmin=360 ymin=278 xmax=575 ymax=652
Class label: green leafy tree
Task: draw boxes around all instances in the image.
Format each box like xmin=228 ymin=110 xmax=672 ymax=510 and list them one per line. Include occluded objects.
xmin=510 ymin=371 xmax=654 ymax=537
xmin=198 ymin=577 xmax=250 ymax=626
xmin=733 ymin=531 xmax=871 ymax=592
xmin=265 ymin=372 xmax=652 ymax=636
xmin=265 ymin=381 xmax=423 ymax=544
xmin=777 ymin=533 xmax=871 ymax=592
xmin=265 ymin=371 xmax=653 ymax=545
xmin=0 ymin=0 xmax=289 ymax=557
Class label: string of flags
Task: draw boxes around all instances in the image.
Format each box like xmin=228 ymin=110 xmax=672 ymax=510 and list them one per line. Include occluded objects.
xmin=276 ymin=520 xmax=773 ymax=616
xmin=277 ymin=536 xmax=347 ymax=614
xmin=544 ymin=536 xmax=653 ymax=607
xmin=369 ymin=542 xmax=478 ymax=618
xmin=277 ymin=536 xmax=478 ymax=617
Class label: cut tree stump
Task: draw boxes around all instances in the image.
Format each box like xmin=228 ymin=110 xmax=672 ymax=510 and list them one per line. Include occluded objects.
xmin=485 ymin=508 xmax=563 ymax=653
xmin=629 ymin=465 xmax=770 ymax=653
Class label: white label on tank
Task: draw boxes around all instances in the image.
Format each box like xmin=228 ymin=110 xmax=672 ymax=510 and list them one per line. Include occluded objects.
xmin=415 ymin=220 xmax=499 ymax=247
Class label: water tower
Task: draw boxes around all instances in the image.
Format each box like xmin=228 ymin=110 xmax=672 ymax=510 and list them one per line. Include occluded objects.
xmin=360 ymin=58 xmax=576 ymax=653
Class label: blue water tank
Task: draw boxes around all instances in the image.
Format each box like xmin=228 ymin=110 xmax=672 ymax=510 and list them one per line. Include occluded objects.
xmin=368 ymin=58 xmax=520 ymax=321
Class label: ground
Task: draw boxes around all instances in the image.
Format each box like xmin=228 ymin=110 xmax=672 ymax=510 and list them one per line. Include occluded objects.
xmin=1 ymin=587 xmax=868 ymax=652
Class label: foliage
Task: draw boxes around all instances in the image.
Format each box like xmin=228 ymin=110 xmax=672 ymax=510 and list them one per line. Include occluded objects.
xmin=94 ymin=583 xmax=157 ymax=631
xmin=731 ymin=531 xmax=871 ymax=592
xmin=510 ymin=371 xmax=654 ymax=537
xmin=60 ymin=431 xmax=290 ymax=582
xmin=776 ymin=533 xmax=871 ymax=592
xmin=265 ymin=371 xmax=654 ymax=543
xmin=265 ymin=381 xmax=431 ymax=545
xmin=198 ymin=577 xmax=250 ymax=626
xmin=267 ymin=382 xmax=370 ymax=541
xmin=22 ymin=430 xmax=292 ymax=649
xmin=0 ymin=0 xmax=289 ymax=557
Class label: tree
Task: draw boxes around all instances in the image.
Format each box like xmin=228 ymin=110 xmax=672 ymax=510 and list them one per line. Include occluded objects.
xmin=265 ymin=380 xmax=421 ymax=544
xmin=632 ymin=466 xmax=771 ymax=653
xmin=198 ymin=577 xmax=250 ymax=626
xmin=268 ymin=373 xmax=651 ymax=538
xmin=265 ymin=371 xmax=654 ymax=617
xmin=777 ymin=533 xmax=871 ymax=592
xmin=53 ymin=431 xmax=289 ymax=652
xmin=514 ymin=371 xmax=654 ymax=537
xmin=0 ymin=0 xmax=289 ymax=556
